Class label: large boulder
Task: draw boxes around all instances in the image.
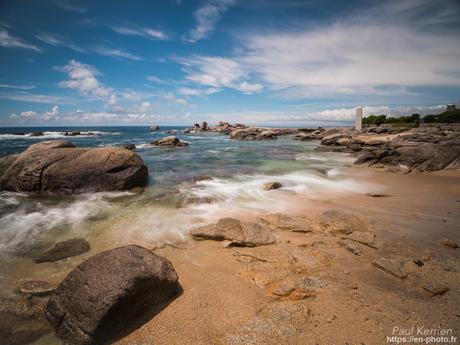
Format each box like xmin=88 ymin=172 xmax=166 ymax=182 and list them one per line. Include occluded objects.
xmin=191 ymin=218 xmax=276 ymax=247
xmin=46 ymin=245 xmax=181 ymax=345
xmin=0 ymin=140 xmax=148 ymax=194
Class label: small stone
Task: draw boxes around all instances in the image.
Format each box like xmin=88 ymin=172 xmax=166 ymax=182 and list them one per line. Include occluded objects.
xmin=366 ymin=193 xmax=390 ymax=197
xmin=263 ymin=182 xmax=283 ymax=190
xmin=423 ymin=283 xmax=449 ymax=296
xmin=372 ymin=256 xmax=408 ymax=278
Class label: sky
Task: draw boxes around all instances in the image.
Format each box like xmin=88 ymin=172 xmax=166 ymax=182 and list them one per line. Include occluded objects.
xmin=0 ymin=0 xmax=459 ymax=127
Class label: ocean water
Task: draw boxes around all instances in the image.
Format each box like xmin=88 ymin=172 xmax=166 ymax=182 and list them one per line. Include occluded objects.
xmin=0 ymin=126 xmax=379 ymax=305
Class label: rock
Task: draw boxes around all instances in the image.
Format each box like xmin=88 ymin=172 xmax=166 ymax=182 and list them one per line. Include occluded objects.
xmin=122 ymin=143 xmax=136 ymax=150
xmin=191 ymin=218 xmax=276 ymax=247
xmin=320 ymin=209 xmax=368 ymax=235
xmin=372 ymin=256 xmax=408 ymax=278
xmin=151 ymin=136 xmax=188 ymax=147
xmin=422 ymin=283 xmax=450 ymax=296
xmin=34 ymin=238 xmax=90 ymax=263
xmin=64 ymin=131 xmax=81 ymax=136
xmin=17 ymin=280 xmax=55 ymax=296
xmin=257 ymin=130 xmax=277 ymax=140
xmin=269 ymin=275 xmax=324 ymax=300
xmin=30 ymin=131 xmax=44 ymax=137
xmin=0 ymin=140 xmax=149 ymax=194
xmin=366 ymin=192 xmax=390 ymax=197
xmin=261 ymin=213 xmax=314 ymax=233
xmin=439 ymin=238 xmax=458 ymax=249
xmin=0 ymin=296 xmax=52 ymax=345
xmin=321 ymin=133 xmax=350 ymax=146
xmin=184 ymin=196 xmax=216 ymax=205
xmin=201 ymin=121 xmax=208 ymax=131
xmin=45 ymin=245 xmax=180 ymax=345
xmin=289 ymin=250 xmax=332 ymax=272
xmin=337 ymin=239 xmax=364 ymax=255
xmin=263 ymin=182 xmax=282 ymax=190
xmin=344 ymin=231 xmax=377 ymax=248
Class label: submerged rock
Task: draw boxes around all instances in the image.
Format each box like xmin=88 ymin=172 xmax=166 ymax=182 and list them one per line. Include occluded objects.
xmin=34 ymin=238 xmax=90 ymax=263
xmin=191 ymin=218 xmax=276 ymax=247
xmin=0 ymin=296 xmax=52 ymax=345
xmin=0 ymin=140 xmax=149 ymax=194
xmin=263 ymin=182 xmax=282 ymax=191
xmin=46 ymin=245 xmax=181 ymax=345
xmin=151 ymin=136 xmax=189 ymax=147
xmin=17 ymin=280 xmax=55 ymax=296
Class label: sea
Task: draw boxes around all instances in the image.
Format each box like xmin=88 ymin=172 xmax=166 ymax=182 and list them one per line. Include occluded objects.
xmin=0 ymin=126 xmax=378 ymax=318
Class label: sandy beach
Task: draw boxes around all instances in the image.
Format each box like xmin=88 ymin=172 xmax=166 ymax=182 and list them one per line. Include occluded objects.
xmin=102 ymin=167 xmax=460 ymax=345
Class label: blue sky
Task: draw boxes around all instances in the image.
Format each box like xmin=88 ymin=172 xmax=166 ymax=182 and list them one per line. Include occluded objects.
xmin=0 ymin=0 xmax=459 ymax=126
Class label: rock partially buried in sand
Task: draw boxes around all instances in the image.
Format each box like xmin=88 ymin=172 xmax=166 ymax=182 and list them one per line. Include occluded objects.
xmin=151 ymin=136 xmax=189 ymax=147
xmin=263 ymin=182 xmax=283 ymax=191
xmin=0 ymin=296 xmax=52 ymax=345
xmin=34 ymin=238 xmax=90 ymax=263
xmin=17 ymin=280 xmax=55 ymax=296
xmin=320 ymin=209 xmax=368 ymax=235
xmin=422 ymin=283 xmax=450 ymax=297
xmin=46 ymin=245 xmax=181 ymax=345
xmin=191 ymin=218 xmax=276 ymax=247
xmin=269 ymin=275 xmax=324 ymax=300
xmin=0 ymin=140 xmax=149 ymax=194
xmin=439 ymin=238 xmax=458 ymax=249
xmin=261 ymin=213 xmax=314 ymax=233
xmin=372 ymin=256 xmax=408 ymax=278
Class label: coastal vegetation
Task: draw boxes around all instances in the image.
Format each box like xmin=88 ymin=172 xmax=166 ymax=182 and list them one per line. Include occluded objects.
xmin=362 ymin=108 xmax=460 ymax=126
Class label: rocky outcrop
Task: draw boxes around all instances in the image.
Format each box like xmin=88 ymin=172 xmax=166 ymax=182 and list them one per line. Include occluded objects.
xmin=0 ymin=140 xmax=149 ymax=194
xmin=229 ymin=127 xmax=297 ymax=140
xmin=151 ymin=136 xmax=189 ymax=147
xmin=310 ymin=126 xmax=460 ymax=173
xmin=46 ymin=245 xmax=181 ymax=345
xmin=191 ymin=218 xmax=276 ymax=247
xmin=34 ymin=238 xmax=90 ymax=263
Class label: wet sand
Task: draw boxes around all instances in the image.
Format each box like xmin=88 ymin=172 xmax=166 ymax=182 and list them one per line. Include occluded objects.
xmin=107 ymin=168 xmax=460 ymax=345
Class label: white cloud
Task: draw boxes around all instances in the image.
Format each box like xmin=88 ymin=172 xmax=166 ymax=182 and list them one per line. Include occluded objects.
xmin=107 ymin=94 xmax=118 ymax=106
xmin=20 ymin=110 xmax=37 ymax=118
xmin=58 ymin=60 xmax=113 ymax=99
xmin=138 ymin=101 xmax=151 ymax=113
xmin=234 ymin=1 xmax=460 ymax=99
xmin=44 ymin=105 xmax=60 ymax=120
xmin=177 ymin=87 xmax=220 ymax=97
xmin=111 ymin=26 xmax=169 ymax=40
xmin=163 ymin=93 xmax=188 ymax=106
xmin=0 ymin=29 xmax=41 ymax=52
xmin=184 ymin=0 xmax=236 ymax=43
xmin=94 ymin=47 xmax=142 ymax=61
xmin=35 ymin=33 xmax=85 ymax=53
xmin=178 ymin=55 xmax=262 ymax=94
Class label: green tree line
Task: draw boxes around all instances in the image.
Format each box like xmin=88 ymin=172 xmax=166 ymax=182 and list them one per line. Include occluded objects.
xmin=362 ymin=109 xmax=460 ymax=126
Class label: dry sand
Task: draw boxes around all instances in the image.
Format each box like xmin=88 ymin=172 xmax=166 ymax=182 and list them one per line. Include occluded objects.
xmin=113 ymin=168 xmax=460 ymax=345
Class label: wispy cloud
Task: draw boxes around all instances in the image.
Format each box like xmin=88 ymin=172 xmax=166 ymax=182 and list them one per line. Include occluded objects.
xmin=184 ymin=0 xmax=236 ymax=43
xmin=0 ymin=92 xmax=72 ymax=104
xmin=35 ymin=33 xmax=85 ymax=53
xmin=111 ymin=26 xmax=169 ymax=40
xmin=0 ymin=29 xmax=41 ymax=52
xmin=58 ymin=60 xmax=113 ymax=98
xmin=177 ymin=55 xmax=262 ymax=94
xmin=50 ymin=0 xmax=87 ymax=14
xmin=94 ymin=47 xmax=142 ymax=61
xmin=0 ymin=84 xmax=35 ymax=90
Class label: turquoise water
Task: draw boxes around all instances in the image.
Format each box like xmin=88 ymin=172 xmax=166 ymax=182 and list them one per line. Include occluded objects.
xmin=0 ymin=126 xmax=369 ymax=255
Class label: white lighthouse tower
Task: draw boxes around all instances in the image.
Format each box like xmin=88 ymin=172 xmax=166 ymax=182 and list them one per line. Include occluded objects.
xmin=355 ymin=106 xmax=363 ymax=132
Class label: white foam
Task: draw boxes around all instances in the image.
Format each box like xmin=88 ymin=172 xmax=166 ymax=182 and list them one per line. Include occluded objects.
xmin=0 ymin=131 xmax=119 ymax=140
